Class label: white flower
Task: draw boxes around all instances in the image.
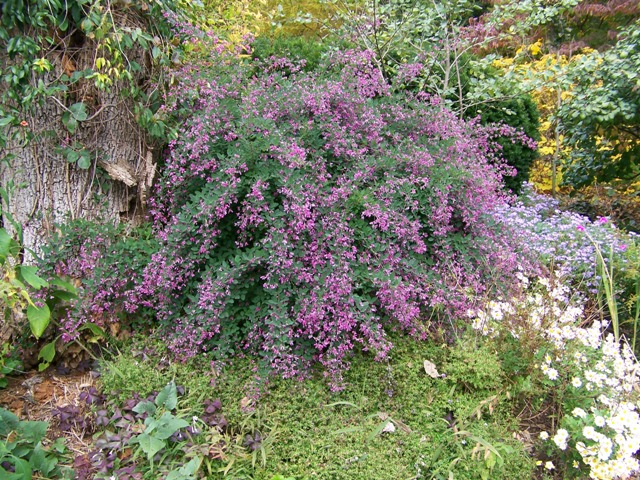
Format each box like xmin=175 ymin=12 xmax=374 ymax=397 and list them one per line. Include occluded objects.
xmin=545 ymin=461 xmax=555 ymax=470
xmin=546 ymin=367 xmax=559 ymax=380
xmin=595 ymin=361 xmax=608 ymax=372
xmin=598 ymin=394 xmax=612 ymax=406
xmin=597 ymin=436 xmax=613 ymax=461
xmin=594 ymin=416 xmax=606 ymax=427
xmin=572 ymin=408 xmax=587 ymax=419
xmin=553 ymin=429 xmax=569 ymax=450
xmin=572 ymin=377 xmax=582 ymax=388
xmin=583 ymin=426 xmax=597 ymax=440
xmin=539 ymin=431 xmax=549 ymax=440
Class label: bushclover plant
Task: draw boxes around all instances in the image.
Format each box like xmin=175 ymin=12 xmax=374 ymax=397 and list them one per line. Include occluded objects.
xmin=126 ymin=34 xmax=534 ymax=388
xmin=37 ymin=220 xmax=159 ymax=342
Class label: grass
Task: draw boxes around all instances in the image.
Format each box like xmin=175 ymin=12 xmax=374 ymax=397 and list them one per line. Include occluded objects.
xmin=99 ymin=333 xmax=538 ymax=479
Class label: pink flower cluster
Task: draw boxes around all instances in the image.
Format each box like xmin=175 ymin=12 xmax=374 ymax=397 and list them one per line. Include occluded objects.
xmin=139 ymin=42 xmax=529 ymax=388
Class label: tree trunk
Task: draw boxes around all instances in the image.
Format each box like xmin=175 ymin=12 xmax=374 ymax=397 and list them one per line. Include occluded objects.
xmin=0 ymin=50 xmax=156 ymax=261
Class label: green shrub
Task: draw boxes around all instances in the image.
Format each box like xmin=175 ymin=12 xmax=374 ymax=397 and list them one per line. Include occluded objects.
xmin=251 ymin=35 xmax=332 ymax=71
xmin=445 ymin=340 xmax=505 ymax=392
xmin=466 ymin=95 xmax=540 ymax=194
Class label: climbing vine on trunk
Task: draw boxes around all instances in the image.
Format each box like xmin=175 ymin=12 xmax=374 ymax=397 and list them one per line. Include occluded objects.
xmin=0 ymin=0 xmax=190 ymax=255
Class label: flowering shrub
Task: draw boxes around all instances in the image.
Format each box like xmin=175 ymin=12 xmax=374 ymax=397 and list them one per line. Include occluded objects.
xmin=133 ymin=41 xmax=533 ymax=388
xmin=38 ymin=221 xmax=159 ymax=341
xmin=469 ymin=276 xmax=640 ymax=479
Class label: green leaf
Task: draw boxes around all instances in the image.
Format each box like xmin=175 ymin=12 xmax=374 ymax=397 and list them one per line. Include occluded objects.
xmin=38 ymin=341 xmax=56 ymax=363
xmin=49 ymin=278 xmax=77 ymax=295
xmin=0 ymin=115 xmax=15 ymax=127
xmin=0 ymin=408 xmax=20 ymax=436
xmin=131 ymin=432 xmax=165 ymax=460
xmin=12 ymin=457 xmax=32 ymax=479
xmin=77 ymin=153 xmax=91 ymax=169
xmin=132 ymin=400 xmax=156 ymax=416
xmin=27 ymin=304 xmax=51 ymax=339
xmin=29 ymin=442 xmax=56 ymax=476
xmin=0 ymin=228 xmax=12 ymax=263
xmin=154 ymin=413 xmax=189 ymax=440
xmin=324 ymin=401 xmax=359 ymax=409
xmin=17 ymin=265 xmax=48 ymax=290
xmin=51 ymin=437 xmax=66 ymax=454
xmin=61 ymin=112 xmax=77 ymax=133
xmin=50 ymin=290 xmax=76 ymax=302
xmin=17 ymin=420 xmax=48 ymax=444
xmin=68 ymin=102 xmax=87 ymax=121
xmin=367 ymin=419 xmax=390 ymax=441
xmin=155 ymin=381 xmax=178 ymax=410
xmin=65 ymin=150 xmax=80 ymax=163
xmin=166 ymin=457 xmax=202 ymax=480
xmin=79 ymin=322 xmax=105 ymax=337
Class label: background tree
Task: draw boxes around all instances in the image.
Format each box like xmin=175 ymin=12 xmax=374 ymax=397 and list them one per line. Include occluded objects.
xmin=0 ymin=0 xmax=186 ymax=257
xmin=557 ymin=20 xmax=640 ymax=188
xmin=480 ymin=0 xmax=639 ymax=193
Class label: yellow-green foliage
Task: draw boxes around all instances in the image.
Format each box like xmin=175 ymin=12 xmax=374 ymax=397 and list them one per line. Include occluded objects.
xmin=199 ymin=0 xmax=341 ymax=41
xmin=491 ymin=43 xmax=578 ymax=193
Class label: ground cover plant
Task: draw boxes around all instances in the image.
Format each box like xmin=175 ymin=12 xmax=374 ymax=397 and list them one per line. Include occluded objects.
xmin=95 ymin=333 xmax=537 ymax=480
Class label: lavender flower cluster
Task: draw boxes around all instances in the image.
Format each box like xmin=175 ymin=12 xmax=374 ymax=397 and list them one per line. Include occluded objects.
xmin=492 ymin=184 xmax=635 ymax=292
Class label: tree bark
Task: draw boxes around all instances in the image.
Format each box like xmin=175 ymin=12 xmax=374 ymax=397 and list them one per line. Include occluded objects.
xmin=0 ymin=47 xmax=156 ymax=261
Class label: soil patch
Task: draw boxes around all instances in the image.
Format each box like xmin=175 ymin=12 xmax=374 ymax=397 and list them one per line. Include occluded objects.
xmin=0 ymin=370 xmax=97 ymax=457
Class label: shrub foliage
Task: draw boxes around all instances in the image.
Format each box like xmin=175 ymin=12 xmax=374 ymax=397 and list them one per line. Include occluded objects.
xmin=131 ymin=45 xmax=531 ymax=387
xmin=466 ymin=95 xmax=540 ymax=194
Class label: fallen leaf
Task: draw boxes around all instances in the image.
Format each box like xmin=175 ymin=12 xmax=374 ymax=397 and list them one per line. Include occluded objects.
xmin=381 ymin=421 xmax=396 ymax=433
xmin=423 ymin=360 xmax=441 ymax=378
